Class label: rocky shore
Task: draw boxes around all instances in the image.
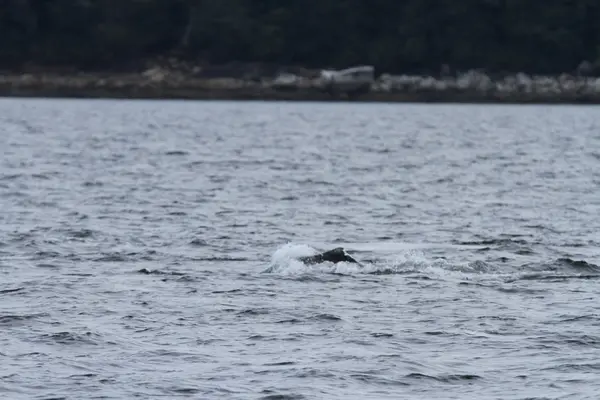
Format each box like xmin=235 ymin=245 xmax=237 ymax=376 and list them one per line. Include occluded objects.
xmin=1 ymin=66 xmax=600 ymax=104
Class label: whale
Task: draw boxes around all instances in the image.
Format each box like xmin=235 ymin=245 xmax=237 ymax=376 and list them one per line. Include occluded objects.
xmin=298 ymin=247 xmax=361 ymax=266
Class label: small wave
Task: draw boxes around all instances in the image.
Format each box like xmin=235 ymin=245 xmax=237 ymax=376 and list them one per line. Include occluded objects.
xmin=505 ymin=273 xmax=600 ymax=283
xmin=556 ymin=257 xmax=600 ymax=272
xmin=197 ymin=338 xmax=222 ymax=345
xmin=0 ymin=173 xmax=22 ymax=181
xmin=293 ymin=368 xmax=336 ymax=379
xmin=189 ymin=239 xmax=209 ymax=247
xmin=190 ymin=256 xmax=249 ymax=262
xmin=371 ymin=332 xmax=394 ymax=338
xmin=0 ymin=287 xmax=24 ymax=295
xmin=454 ymin=237 xmax=529 ymax=246
xmin=82 ymin=180 xmax=103 ymax=187
xmin=36 ymin=397 xmax=67 ymax=400
xmin=350 ymin=373 xmax=410 ymax=386
xmin=264 ymin=361 xmax=296 ymax=366
xmin=494 ymin=286 xmax=547 ymax=294
xmin=515 ymin=248 xmax=536 ymax=255
xmin=284 ymin=275 xmax=341 ymax=283
xmin=565 ymin=335 xmax=600 ymax=347
xmin=405 ymin=372 xmax=482 ymax=383
xmin=31 ymin=173 xmax=53 ymax=180
xmin=8 ymin=232 xmax=34 ymax=243
xmin=169 ymin=387 xmax=201 ymax=394
xmin=68 ymin=373 xmax=97 ymax=379
xmin=211 ymin=288 xmax=242 ymax=294
xmin=237 ymin=308 xmax=269 ymax=316
xmin=259 ymin=392 xmax=306 ymax=400
xmin=168 ymin=211 xmax=187 ymax=216
xmin=136 ymin=268 xmax=186 ymax=276
xmin=422 ymin=331 xmax=459 ymax=337
xmin=39 ymin=331 xmax=101 ymax=345
xmin=524 ymin=224 xmax=562 ymax=233
xmin=536 ymin=334 xmax=600 ymax=347
xmin=64 ymin=228 xmax=95 ymax=239
xmin=542 ymin=363 xmax=600 ymax=372
xmin=275 ymin=318 xmax=303 ymax=324
xmin=94 ymin=250 xmax=159 ymax=262
xmin=34 ymin=250 xmax=62 ymax=259
xmin=13 ymin=352 xmax=46 ymax=359
xmin=297 ymin=178 xmax=335 ymax=186
xmin=311 ymin=313 xmax=342 ymax=322
xmin=0 ymin=313 xmax=48 ymax=325
xmin=550 ymin=314 xmax=597 ymax=324
xmin=248 ymin=334 xmax=269 ymax=340
xmin=93 ymin=254 xmax=128 ymax=262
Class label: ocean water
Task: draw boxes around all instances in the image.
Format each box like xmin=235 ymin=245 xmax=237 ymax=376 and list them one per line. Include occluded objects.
xmin=1 ymin=98 xmax=600 ymax=399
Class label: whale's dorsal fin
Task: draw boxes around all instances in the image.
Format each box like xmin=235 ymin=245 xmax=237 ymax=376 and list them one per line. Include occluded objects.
xmin=298 ymin=247 xmax=360 ymax=265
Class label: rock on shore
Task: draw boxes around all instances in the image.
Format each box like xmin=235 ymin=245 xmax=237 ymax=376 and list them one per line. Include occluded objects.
xmin=0 ymin=64 xmax=599 ymax=104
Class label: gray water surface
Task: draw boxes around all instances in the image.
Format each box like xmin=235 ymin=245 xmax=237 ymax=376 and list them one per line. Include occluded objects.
xmin=1 ymin=99 xmax=600 ymax=399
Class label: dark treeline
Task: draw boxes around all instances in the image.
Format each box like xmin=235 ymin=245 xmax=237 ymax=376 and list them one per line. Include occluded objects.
xmin=2 ymin=0 xmax=599 ymax=75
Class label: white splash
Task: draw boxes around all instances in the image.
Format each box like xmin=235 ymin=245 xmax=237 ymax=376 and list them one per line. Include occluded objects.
xmin=263 ymin=243 xmax=503 ymax=282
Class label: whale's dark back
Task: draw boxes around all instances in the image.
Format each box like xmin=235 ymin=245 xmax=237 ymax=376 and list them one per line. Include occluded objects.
xmin=298 ymin=247 xmax=360 ymax=265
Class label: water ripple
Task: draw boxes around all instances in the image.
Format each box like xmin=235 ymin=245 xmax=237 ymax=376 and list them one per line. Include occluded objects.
xmin=1 ymin=99 xmax=600 ymax=399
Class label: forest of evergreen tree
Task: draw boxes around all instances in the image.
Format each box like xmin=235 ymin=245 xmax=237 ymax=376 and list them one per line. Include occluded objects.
xmin=1 ymin=0 xmax=599 ymax=75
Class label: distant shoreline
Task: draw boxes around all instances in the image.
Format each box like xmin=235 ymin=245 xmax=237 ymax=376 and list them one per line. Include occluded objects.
xmin=3 ymin=87 xmax=600 ymax=105
xmin=1 ymin=73 xmax=599 ymax=105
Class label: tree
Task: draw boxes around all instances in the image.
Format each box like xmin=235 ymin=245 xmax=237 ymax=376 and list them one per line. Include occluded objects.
xmin=0 ymin=0 xmax=597 ymax=75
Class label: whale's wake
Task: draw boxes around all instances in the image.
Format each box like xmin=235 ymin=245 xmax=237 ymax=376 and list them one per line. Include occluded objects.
xmin=263 ymin=243 xmax=491 ymax=279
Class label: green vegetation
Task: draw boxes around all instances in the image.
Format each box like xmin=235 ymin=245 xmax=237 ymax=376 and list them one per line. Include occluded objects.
xmin=1 ymin=0 xmax=599 ymax=75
